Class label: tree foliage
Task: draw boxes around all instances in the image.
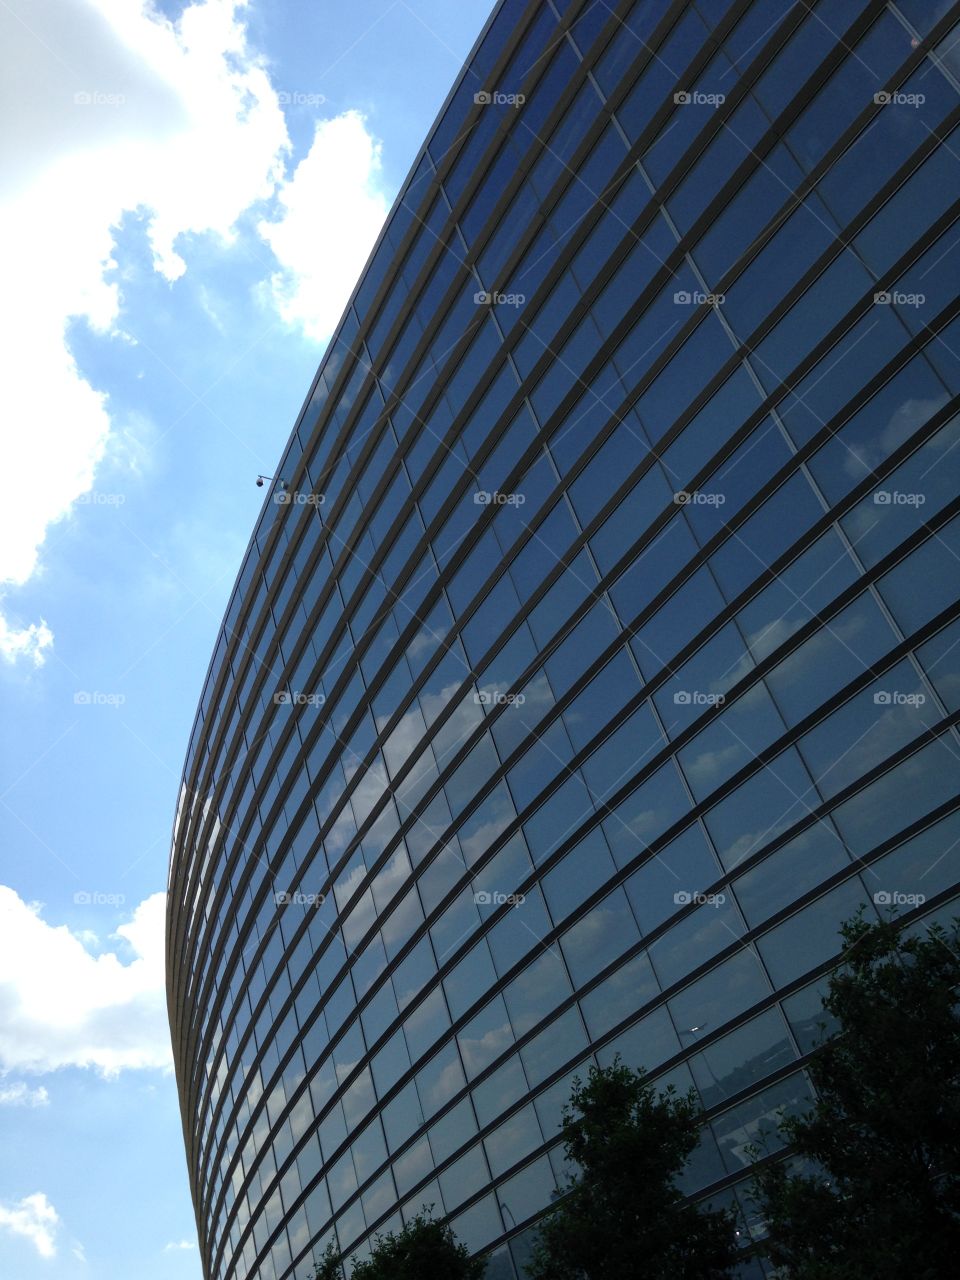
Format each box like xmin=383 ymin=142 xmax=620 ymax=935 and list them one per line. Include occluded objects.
xmin=312 ymin=1240 xmax=346 ymax=1280
xmin=754 ymin=913 xmax=960 ymax=1279
xmin=313 ymin=1211 xmax=484 ymax=1280
xmin=526 ymin=1059 xmax=738 ymax=1279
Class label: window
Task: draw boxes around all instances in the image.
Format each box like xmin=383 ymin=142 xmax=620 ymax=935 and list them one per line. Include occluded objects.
xmin=487 ymin=889 xmax=554 ymax=976
xmin=519 ymin=1007 xmax=589 ymax=1088
xmin=583 ymin=703 xmax=663 ymax=804
xmin=602 ymin=761 xmax=692 ymax=868
xmin=484 ymin=1104 xmax=544 ymax=1179
xmin=560 ymin=889 xmax=641 ymax=988
xmin=678 ymin=682 xmax=787 ymax=803
xmin=458 ymin=997 xmax=515 ymax=1080
xmin=472 ymin=1056 xmax=529 ymax=1130
xmin=733 ymin=819 xmax=849 ymax=929
xmin=649 ymin=894 xmax=746 ymax=989
xmin=757 ymin=876 xmax=872 ymax=988
xmin=541 ymin=830 xmax=617 ymax=926
xmin=688 ymin=1007 xmax=797 ymax=1111
xmin=624 ymin=823 xmax=721 ymax=934
xmin=416 ymin=1042 xmax=466 ymax=1116
xmin=710 ymin=1072 xmax=815 ymax=1175
xmin=829 ymin=735 xmax=960 ymax=857
xmin=667 ymin=947 xmax=771 ymax=1033
xmin=704 ymin=747 xmax=820 ymax=872
xmin=578 ymin=951 xmax=659 ymax=1041
xmin=798 ymin=660 xmax=942 ymax=801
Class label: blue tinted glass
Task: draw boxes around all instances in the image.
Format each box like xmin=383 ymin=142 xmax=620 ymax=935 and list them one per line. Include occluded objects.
xmin=174 ymin=6 xmax=960 ymax=1270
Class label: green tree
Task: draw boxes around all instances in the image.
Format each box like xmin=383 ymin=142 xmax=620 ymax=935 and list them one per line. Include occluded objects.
xmin=312 ymin=1240 xmax=345 ymax=1280
xmin=314 ymin=1210 xmax=484 ymax=1280
xmin=754 ymin=913 xmax=960 ymax=1279
xmin=526 ymin=1060 xmax=738 ymax=1279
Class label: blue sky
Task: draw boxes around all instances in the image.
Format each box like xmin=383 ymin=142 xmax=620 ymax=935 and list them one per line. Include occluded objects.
xmin=0 ymin=1 xmax=492 ymax=1275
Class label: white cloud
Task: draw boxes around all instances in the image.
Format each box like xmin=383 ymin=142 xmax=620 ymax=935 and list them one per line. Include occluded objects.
xmin=0 ymin=1 xmax=394 ymax=663
xmin=258 ymin=110 xmax=390 ymax=341
xmin=163 ymin=1238 xmax=197 ymax=1252
xmin=0 ymin=0 xmax=287 ymax=657
xmin=0 ymin=611 xmax=54 ymax=668
xmin=842 ymin=393 xmax=950 ymax=479
xmin=0 ymin=1192 xmax=60 ymax=1259
xmin=0 ymin=888 xmax=170 ymax=1075
xmin=0 ymin=1080 xmax=50 ymax=1107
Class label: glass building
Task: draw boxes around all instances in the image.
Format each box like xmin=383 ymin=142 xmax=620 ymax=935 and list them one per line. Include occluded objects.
xmin=166 ymin=2 xmax=960 ymax=1277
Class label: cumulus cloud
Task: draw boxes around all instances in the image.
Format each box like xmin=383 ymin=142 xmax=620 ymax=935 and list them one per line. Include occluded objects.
xmin=0 ymin=0 xmax=286 ymax=660
xmin=258 ymin=110 xmax=390 ymax=341
xmin=0 ymin=612 xmax=55 ymax=668
xmin=0 ymin=0 xmax=390 ymax=662
xmin=0 ymin=888 xmax=170 ymax=1075
xmin=0 ymin=1080 xmax=50 ymax=1107
xmin=842 ymin=393 xmax=949 ymax=480
xmin=163 ymin=1238 xmax=197 ymax=1252
xmin=0 ymin=1192 xmax=60 ymax=1258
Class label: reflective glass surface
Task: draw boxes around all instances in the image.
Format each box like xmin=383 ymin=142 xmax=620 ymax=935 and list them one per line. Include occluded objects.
xmin=167 ymin=3 xmax=960 ymax=1279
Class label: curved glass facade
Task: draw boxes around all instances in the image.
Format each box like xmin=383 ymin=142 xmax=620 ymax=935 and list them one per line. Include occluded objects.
xmin=166 ymin=2 xmax=960 ymax=1278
